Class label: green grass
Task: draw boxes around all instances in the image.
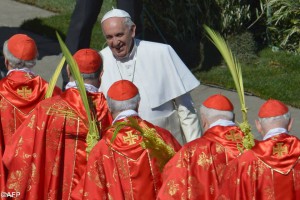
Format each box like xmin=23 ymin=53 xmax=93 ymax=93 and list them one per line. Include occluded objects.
xmin=16 ymin=0 xmax=300 ymax=108
xmin=195 ymin=48 xmax=300 ymax=108
xmin=17 ymin=0 xmax=116 ymax=49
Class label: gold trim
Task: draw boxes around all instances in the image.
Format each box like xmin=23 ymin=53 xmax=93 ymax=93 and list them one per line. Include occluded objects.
xmin=257 ymin=156 xmax=300 ymax=175
xmin=67 ymin=117 xmax=80 ymax=199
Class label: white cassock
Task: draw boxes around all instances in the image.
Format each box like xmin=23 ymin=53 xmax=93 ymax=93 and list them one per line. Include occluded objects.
xmin=99 ymin=39 xmax=201 ymax=145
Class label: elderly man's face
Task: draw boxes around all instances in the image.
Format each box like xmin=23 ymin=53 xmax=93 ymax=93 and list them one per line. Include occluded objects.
xmin=102 ymin=17 xmax=136 ymax=59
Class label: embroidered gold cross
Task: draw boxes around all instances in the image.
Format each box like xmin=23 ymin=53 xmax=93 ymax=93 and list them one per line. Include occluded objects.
xmin=123 ymin=131 xmax=139 ymax=145
xmin=24 ymin=73 xmax=33 ymax=79
xmin=225 ymin=130 xmax=242 ymax=142
xmin=273 ymin=143 xmax=288 ymax=157
xmin=17 ymin=86 xmax=32 ymax=99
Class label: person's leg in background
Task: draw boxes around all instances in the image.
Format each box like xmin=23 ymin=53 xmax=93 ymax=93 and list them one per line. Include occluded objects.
xmin=117 ymin=0 xmax=143 ymax=39
xmin=62 ymin=0 xmax=103 ymax=90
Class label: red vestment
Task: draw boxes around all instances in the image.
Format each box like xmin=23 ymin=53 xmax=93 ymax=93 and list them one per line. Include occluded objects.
xmin=0 ymin=71 xmax=61 ymax=193
xmin=3 ymin=88 xmax=112 ymax=200
xmin=218 ymin=133 xmax=300 ymax=200
xmin=157 ymin=125 xmax=246 ymax=200
xmin=71 ymin=116 xmax=181 ymax=200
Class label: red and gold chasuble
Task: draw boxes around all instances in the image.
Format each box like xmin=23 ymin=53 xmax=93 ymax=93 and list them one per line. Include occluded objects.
xmin=0 ymin=71 xmax=61 ymax=193
xmin=157 ymin=125 xmax=246 ymax=200
xmin=218 ymin=133 xmax=300 ymax=200
xmin=3 ymin=88 xmax=112 ymax=200
xmin=71 ymin=116 xmax=181 ymax=200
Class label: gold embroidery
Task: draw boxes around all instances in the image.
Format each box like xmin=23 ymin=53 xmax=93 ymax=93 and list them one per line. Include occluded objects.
xmin=176 ymin=145 xmax=197 ymax=169
xmin=52 ymin=157 xmax=59 ymax=176
xmin=87 ymin=163 xmax=104 ymax=189
xmin=46 ymin=128 xmax=61 ymax=150
xmin=294 ymin=169 xmax=300 ymax=190
xmin=47 ymin=189 xmax=57 ymax=200
xmin=264 ymin=186 xmax=275 ymax=199
xmin=0 ymin=99 xmax=8 ymax=111
xmin=197 ymin=152 xmax=213 ymax=170
xmin=209 ymin=184 xmax=214 ymax=195
xmin=167 ymin=180 xmax=179 ymax=196
xmin=24 ymin=73 xmax=33 ymax=79
xmin=27 ymin=163 xmax=39 ymax=191
xmin=45 ymin=102 xmax=77 ymax=119
xmin=14 ymin=136 xmax=24 ymax=157
xmin=247 ymin=160 xmax=267 ymax=180
xmin=216 ymin=143 xmax=225 ymax=154
xmin=123 ymin=131 xmax=139 ymax=145
xmin=273 ymin=143 xmax=288 ymax=157
xmin=225 ymin=130 xmax=242 ymax=142
xmin=116 ymin=158 xmax=129 ymax=179
xmin=17 ymin=86 xmax=32 ymax=99
xmin=27 ymin=114 xmax=36 ymax=128
xmin=7 ymin=169 xmax=23 ymax=192
xmin=216 ymin=163 xmax=226 ymax=181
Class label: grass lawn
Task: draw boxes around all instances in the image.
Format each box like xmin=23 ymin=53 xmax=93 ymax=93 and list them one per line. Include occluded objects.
xmin=195 ymin=48 xmax=300 ymax=108
xmin=16 ymin=0 xmax=300 ymax=108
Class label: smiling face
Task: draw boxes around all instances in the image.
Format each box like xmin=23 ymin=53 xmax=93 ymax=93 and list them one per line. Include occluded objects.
xmin=102 ymin=17 xmax=136 ymax=59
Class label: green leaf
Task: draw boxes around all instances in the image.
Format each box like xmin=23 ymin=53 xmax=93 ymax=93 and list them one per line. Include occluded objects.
xmin=56 ymin=31 xmax=99 ymax=153
xmin=45 ymin=56 xmax=65 ymax=98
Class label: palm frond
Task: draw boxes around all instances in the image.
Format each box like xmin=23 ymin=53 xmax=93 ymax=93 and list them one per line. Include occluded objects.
xmin=204 ymin=25 xmax=255 ymax=150
xmin=45 ymin=57 xmax=65 ymax=98
xmin=56 ymin=32 xmax=100 ymax=154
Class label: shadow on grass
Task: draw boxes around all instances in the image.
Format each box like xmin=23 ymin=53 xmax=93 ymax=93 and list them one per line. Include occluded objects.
xmin=21 ymin=18 xmax=66 ymax=42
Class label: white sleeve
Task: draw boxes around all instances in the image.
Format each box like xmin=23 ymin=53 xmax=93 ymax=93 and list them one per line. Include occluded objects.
xmin=174 ymin=93 xmax=202 ymax=142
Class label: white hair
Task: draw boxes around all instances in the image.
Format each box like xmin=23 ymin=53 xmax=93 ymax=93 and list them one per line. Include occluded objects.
xmin=107 ymin=94 xmax=140 ymax=114
xmin=258 ymin=112 xmax=291 ymax=130
xmin=200 ymin=105 xmax=234 ymax=124
xmin=3 ymin=40 xmax=38 ymax=69
xmin=123 ymin=17 xmax=135 ymax=28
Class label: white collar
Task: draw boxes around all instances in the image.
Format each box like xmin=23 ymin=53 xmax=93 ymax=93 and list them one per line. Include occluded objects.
xmin=7 ymin=68 xmax=34 ymax=76
xmin=65 ymin=81 xmax=99 ymax=93
xmin=113 ymin=110 xmax=139 ymax=124
xmin=209 ymin=119 xmax=236 ymax=128
xmin=263 ymin=128 xmax=288 ymax=140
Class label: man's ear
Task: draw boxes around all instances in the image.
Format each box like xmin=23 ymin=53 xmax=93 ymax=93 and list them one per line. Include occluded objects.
xmin=4 ymin=58 xmax=10 ymax=70
xmin=130 ymin=24 xmax=136 ymax=38
xmin=200 ymin=113 xmax=209 ymax=132
xmin=287 ymin=118 xmax=294 ymax=132
xmin=255 ymin=119 xmax=263 ymax=136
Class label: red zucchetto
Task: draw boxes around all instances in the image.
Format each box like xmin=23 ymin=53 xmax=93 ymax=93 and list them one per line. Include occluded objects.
xmin=203 ymin=94 xmax=234 ymax=111
xmin=7 ymin=34 xmax=37 ymax=61
xmin=108 ymin=80 xmax=138 ymax=101
xmin=258 ymin=99 xmax=289 ymax=118
xmin=73 ymin=48 xmax=102 ymax=73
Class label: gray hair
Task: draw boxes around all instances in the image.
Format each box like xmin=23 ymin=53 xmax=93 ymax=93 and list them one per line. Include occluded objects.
xmin=123 ymin=17 xmax=135 ymax=28
xmin=258 ymin=112 xmax=291 ymax=129
xmin=107 ymin=94 xmax=140 ymax=114
xmin=80 ymin=65 xmax=102 ymax=80
xmin=3 ymin=40 xmax=38 ymax=69
xmin=200 ymin=105 xmax=234 ymax=123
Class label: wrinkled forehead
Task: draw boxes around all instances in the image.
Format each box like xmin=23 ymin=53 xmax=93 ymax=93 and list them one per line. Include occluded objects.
xmin=102 ymin=17 xmax=126 ymax=29
xmin=102 ymin=18 xmax=129 ymax=35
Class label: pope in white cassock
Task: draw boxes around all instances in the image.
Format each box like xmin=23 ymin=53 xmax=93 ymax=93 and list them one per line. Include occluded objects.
xmin=99 ymin=8 xmax=201 ymax=145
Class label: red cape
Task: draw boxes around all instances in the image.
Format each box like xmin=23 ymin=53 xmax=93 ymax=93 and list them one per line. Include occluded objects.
xmin=0 ymin=71 xmax=61 ymax=193
xmin=71 ymin=116 xmax=181 ymax=200
xmin=157 ymin=125 xmax=247 ymax=200
xmin=3 ymin=88 xmax=112 ymax=200
xmin=218 ymin=133 xmax=300 ymax=200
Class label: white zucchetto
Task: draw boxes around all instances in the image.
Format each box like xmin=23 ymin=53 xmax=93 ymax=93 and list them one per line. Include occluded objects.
xmin=101 ymin=9 xmax=131 ymax=23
